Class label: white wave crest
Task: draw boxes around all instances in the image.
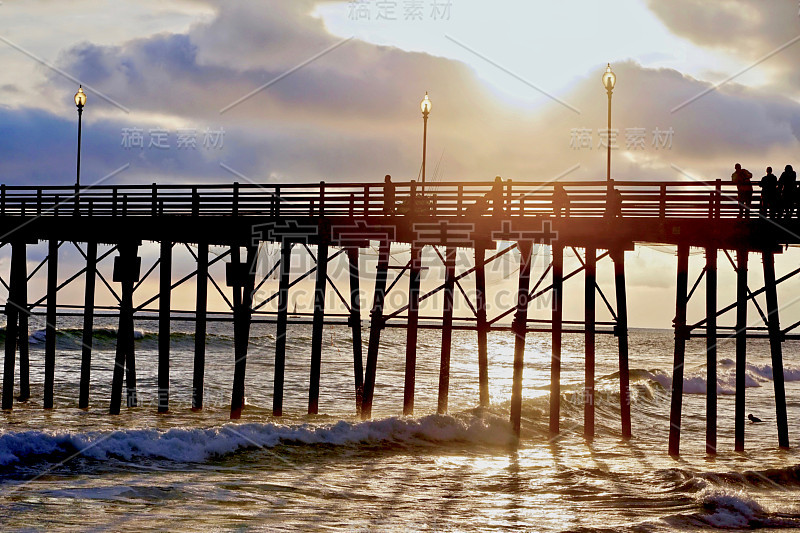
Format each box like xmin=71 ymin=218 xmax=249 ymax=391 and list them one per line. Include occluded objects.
xmin=647 ymin=362 xmax=800 ymax=396
xmin=697 ymin=487 xmax=767 ymax=528
xmin=0 ymin=414 xmax=513 ymax=467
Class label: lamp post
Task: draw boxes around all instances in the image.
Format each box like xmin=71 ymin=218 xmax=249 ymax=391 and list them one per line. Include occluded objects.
xmin=74 ymin=85 xmax=87 ymax=187
xmin=602 ymin=64 xmax=616 ymax=182
xmin=420 ymin=92 xmax=432 ymax=183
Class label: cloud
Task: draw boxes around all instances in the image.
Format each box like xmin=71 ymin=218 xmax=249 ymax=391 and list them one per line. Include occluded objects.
xmin=645 ymin=0 xmax=800 ymax=95
xmin=0 ymin=106 xmax=250 ymax=186
xmin=2 ymin=0 xmax=795 ymax=188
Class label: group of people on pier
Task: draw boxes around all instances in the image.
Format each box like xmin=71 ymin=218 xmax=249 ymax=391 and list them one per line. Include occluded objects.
xmin=382 ymin=165 xmax=798 ymax=218
xmin=381 ymin=174 xmax=623 ymax=218
xmin=732 ymin=163 xmax=797 ymax=219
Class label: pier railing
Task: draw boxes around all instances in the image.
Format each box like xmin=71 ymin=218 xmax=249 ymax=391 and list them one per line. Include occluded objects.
xmin=0 ymin=179 xmax=757 ymax=218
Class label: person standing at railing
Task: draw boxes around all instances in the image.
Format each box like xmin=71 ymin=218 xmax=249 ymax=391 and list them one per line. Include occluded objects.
xmin=605 ymin=184 xmax=622 ymax=219
xmin=552 ymin=183 xmax=570 ymax=217
xmin=383 ymin=174 xmax=396 ymax=216
xmin=731 ymin=163 xmax=753 ymax=218
xmin=759 ymin=167 xmax=778 ymax=218
xmin=779 ymin=165 xmax=797 ymax=218
xmin=488 ymin=176 xmax=504 ymax=217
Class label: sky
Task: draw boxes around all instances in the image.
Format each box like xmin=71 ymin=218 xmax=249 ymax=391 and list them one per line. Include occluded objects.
xmin=1 ymin=0 xmax=800 ymax=328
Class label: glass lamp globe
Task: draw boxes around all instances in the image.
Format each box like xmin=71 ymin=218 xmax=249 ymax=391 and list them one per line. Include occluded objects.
xmin=74 ymin=86 xmax=87 ymax=107
xmin=602 ymin=64 xmax=616 ymax=91
xmin=420 ymin=92 xmax=432 ymax=115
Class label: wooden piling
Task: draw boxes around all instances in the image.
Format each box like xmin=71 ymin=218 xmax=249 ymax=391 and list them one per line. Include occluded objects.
xmin=110 ymin=242 xmax=140 ymax=414
xmin=124 ymin=287 xmax=138 ymax=409
xmin=510 ymin=241 xmax=534 ymax=439
xmin=273 ymin=241 xmax=291 ymax=416
xmin=230 ymin=245 xmax=257 ymax=419
xmin=44 ymin=239 xmax=58 ymax=409
xmin=705 ymin=247 xmax=717 ymax=454
xmin=309 ymin=242 xmax=329 ymax=415
xmin=584 ymin=247 xmax=596 ymax=441
xmin=347 ymin=247 xmax=364 ymax=415
xmin=762 ymin=251 xmax=788 ymax=448
xmin=228 ymin=246 xmax=243 ymax=418
xmin=79 ymin=241 xmax=97 ymax=409
xmin=613 ymin=250 xmax=631 ymax=440
xmin=403 ymin=245 xmax=422 ymax=415
xmin=2 ymin=242 xmax=24 ymax=410
xmin=17 ymin=242 xmax=29 ymax=403
xmin=437 ymin=245 xmax=457 ymax=415
xmin=668 ymin=243 xmax=689 ymax=456
xmin=475 ymin=242 xmax=490 ymax=408
xmin=549 ymin=243 xmax=564 ymax=437
xmin=735 ymin=249 xmax=747 ymax=452
xmin=361 ymin=239 xmax=391 ymax=420
xmin=158 ymin=240 xmax=172 ymax=413
xmin=192 ymin=242 xmax=208 ymax=410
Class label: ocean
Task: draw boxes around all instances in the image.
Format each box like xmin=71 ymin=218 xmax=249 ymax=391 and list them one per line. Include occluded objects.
xmin=1 ymin=319 xmax=799 ymax=531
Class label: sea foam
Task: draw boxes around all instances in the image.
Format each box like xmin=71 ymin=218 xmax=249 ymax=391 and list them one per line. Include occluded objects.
xmin=0 ymin=414 xmax=513 ymax=468
xmin=645 ymin=362 xmax=800 ymax=396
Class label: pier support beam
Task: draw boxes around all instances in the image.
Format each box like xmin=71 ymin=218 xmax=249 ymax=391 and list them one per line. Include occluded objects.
xmin=762 ymin=251 xmax=789 ymax=448
xmin=668 ymin=243 xmax=690 ymax=456
xmin=44 ymin=239 xmax=58 ymax=409
xmin=273 ymin=241 xmax=291 ymax=416
xmin=192 ymin=242 xmax=208 ymax=410
xmin=549 ymin=243 xmax=564 ymax=437
xmin=735 ymin=249 xmax=748 ymax=452
xmin=613 ymin=249 xmax=631 ymax=440
xmin=230 ymin=244 xmax=257 ymax=419
xmin=309 ymin=242 xmax=329 ymax=415
xmin=17 ymin=242 xmax=30 ymax=403
xmin=706 ymin=248 xmax=717 ymax=454
xmin=584 ymin=247 xmax=596 ymax=442
xmin=79 ymin=242 xmax=97 ymax=409
xmin=110 ymin=242 xmax=140 ymax=414
xmin=347 ymin=247 xmax=364 ymax=416
xmin=475 ymin=243 xmax=490 ymax=408
xmin=510 ymin=241 xmax=534 ymax=439
xmin=437 ymin=245 xmax=457 ymax=415
xmin=158 ymin=241 xmax=172 ymax=413
xmin=362 ymin=239 xmax=390 ymax=420
xmin=2 ymin=241 xmax=25 ymax=410
xmin=403 ymin=245 xmax=422 ymax=415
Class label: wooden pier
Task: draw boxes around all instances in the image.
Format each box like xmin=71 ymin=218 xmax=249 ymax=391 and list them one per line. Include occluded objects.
xmin=0 ymin=179 xmax=796 ymax=455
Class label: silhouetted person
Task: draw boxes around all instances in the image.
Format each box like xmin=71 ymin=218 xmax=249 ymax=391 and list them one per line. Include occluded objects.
xmin=779 ymin=164 xmax=797 ymax=218
xmin=605 ymin=185 xmax=622 ymax=219
xmin=383 ymin=174 xmax=395 ymax=215
xmin=468 ymin=196 xmax=488 ymax=216
xmin=731 ymin=163 xmax=753 ymax=218
xmin=552 ymin=183 xmax=570 ymax=217
xmin=759 ymin=167 xmax=778 ymax=218
xmin=488 ymin=176 xmax=504 ymax=217
xmin=748 ymin=413 xmax=762 ymax=423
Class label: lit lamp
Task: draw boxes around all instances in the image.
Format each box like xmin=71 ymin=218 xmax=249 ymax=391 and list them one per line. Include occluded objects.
xmin=420 ymin=92 xmax=432 ymax=183
xmin=74 ymin=85 xmax=87 ymax=187
xmin=602 ymin=64 xmax=616 ymax=182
